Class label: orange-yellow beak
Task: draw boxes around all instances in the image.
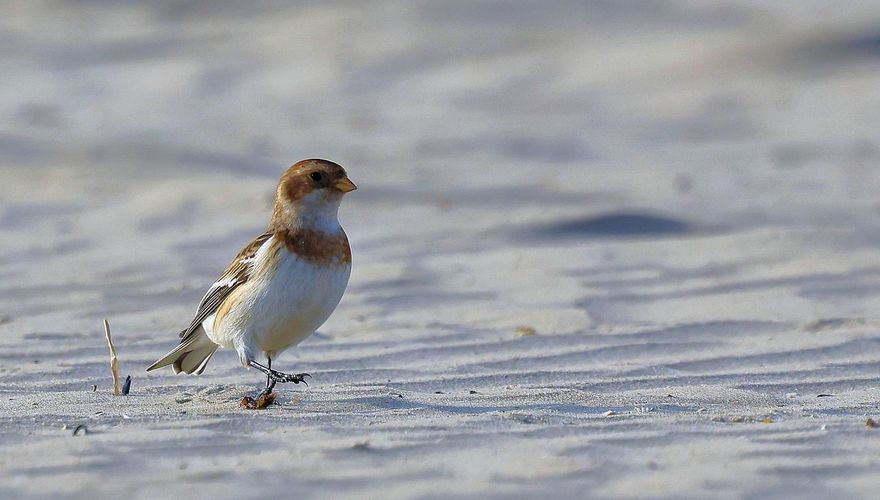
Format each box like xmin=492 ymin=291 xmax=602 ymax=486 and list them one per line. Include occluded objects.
xmin=334 ymin=177 xmax=357 ymax=193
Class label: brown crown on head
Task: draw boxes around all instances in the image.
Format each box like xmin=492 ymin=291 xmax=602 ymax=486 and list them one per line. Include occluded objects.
xmin=276 ymin=159 xmax=352 ymax=204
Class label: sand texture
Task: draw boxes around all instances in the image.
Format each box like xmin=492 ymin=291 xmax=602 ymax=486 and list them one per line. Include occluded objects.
xmin=2 ymin=1 xmax=880 ymax=498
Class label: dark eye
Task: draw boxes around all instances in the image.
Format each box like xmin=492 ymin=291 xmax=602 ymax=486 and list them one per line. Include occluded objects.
xmin=309 ymin=171 xmax=323 ymax=182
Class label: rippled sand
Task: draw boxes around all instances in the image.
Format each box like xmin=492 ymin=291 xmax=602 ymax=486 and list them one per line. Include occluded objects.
xmin=2 ymin=2 xmax=880 ymax=498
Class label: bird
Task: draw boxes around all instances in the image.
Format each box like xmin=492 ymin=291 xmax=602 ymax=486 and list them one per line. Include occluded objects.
xmin=147 ymin=159 xmax=356 ymax=397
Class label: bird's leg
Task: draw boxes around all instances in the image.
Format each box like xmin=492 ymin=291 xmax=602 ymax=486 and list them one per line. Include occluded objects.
xmin=260 ymin=357 xmax=276 ymax=397
xmin=248 ymin=359 xmax=310 ymax=388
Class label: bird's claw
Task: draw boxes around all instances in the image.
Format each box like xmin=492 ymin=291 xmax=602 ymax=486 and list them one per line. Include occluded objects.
xmin=269 ymin=370 xmax=310 ymax=386
xmin=283 ymin=372 xmax=310 ymax=386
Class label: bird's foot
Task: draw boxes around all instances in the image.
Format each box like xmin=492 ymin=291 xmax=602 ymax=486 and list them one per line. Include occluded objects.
xmin=269 ymin=370 xmax=310 ymax=386
xmin=248 ymin=360 xmax=311 ymax=388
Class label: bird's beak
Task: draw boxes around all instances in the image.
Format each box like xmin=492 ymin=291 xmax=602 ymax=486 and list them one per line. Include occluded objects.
xmin=334 ymin=177 xmax=357 ymax=193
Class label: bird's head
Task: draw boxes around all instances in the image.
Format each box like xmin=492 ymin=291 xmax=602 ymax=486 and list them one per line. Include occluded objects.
xmin=271 ymin=159 xmax=356 ymax=231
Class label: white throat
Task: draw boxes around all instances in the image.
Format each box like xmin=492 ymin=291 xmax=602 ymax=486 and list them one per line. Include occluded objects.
xmin=285 ymin=191 xmax=343 ymax=233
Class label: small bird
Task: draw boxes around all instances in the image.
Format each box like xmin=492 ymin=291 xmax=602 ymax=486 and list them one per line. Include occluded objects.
xmin=147 ymin=159 xmax=356 ymax=397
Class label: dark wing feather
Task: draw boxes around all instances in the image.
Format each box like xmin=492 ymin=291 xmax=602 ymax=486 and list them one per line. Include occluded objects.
xmin=178 ymin=231 xmax=273 ymax=342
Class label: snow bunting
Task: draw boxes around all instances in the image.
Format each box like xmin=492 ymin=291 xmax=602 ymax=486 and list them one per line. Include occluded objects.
xmin=147 ymin=159 xmax=356 ymax=396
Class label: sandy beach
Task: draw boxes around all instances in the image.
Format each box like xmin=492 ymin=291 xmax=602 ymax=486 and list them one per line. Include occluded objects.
xmin=3 ymin=1 xmax=880 ymax=498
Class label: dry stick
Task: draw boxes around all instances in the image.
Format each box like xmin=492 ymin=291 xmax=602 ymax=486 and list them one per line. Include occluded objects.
xmin=103 ymin=319 xmax=120 ymax=396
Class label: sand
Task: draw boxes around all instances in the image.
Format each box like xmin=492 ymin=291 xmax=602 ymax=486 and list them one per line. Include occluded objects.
xmin=2 ymin=1 xmax=880 ymax=498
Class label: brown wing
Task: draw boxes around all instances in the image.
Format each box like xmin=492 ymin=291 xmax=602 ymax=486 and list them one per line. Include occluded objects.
xmin=178 ymin=231 xmax=273 ymax=342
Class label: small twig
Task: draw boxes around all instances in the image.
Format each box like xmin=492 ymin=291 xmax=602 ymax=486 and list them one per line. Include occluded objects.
xmin=103 ymin=319 xmax=120 ymax=396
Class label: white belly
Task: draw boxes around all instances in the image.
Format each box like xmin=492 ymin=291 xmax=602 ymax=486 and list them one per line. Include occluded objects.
xmin=208 ymin=250 xmax=351 ymax=357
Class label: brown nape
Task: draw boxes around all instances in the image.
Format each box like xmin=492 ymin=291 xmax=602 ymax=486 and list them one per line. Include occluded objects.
xmin=276 ymin=227 xmax=352 ymax=265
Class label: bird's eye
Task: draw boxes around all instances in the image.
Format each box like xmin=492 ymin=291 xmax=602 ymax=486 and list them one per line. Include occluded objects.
xmin=309 ymin=171 xmax=323 ymax=182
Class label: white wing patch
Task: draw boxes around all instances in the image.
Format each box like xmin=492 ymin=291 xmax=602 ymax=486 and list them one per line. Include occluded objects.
xmin=210 ymin=276 xmax=238 ymax=290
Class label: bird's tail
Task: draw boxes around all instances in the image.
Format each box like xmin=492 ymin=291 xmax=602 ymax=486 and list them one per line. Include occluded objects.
xmin=146 ymin=326 xmax=219 ymax=375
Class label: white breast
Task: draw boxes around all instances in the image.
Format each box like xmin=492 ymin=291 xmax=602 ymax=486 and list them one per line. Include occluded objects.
xmin=207 ymin=238 xmax=351 ymax=358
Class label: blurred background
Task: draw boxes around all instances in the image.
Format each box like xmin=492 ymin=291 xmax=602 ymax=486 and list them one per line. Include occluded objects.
xmin=4 ymin=2 xmax=880 ymax=497
xmin=3 ymin=1 xmax=880 ymax=330
xmin=2 ymin=0 xmax=880 ymax=355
